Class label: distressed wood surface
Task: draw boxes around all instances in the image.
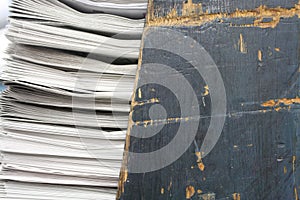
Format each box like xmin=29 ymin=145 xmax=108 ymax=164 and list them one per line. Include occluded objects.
xmin=118 ymin=0 xmax=300 ymax=199
xmin=149 ymin=0 xmax=299 ymax=19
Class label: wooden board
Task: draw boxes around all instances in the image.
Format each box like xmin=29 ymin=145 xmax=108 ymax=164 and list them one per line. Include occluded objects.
xmin=118 ymin=1 xmax=300 ymax=199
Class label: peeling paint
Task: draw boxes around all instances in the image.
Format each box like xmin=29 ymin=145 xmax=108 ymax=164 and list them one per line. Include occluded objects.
xmin=261 ymin=97 xmax=300 ymax=108
xmin=147 ymin=1 xmax=300 ymax=29
xmin=117 ymin=169 xmax=128 ymax=196
xmin=196 ymin=152 xmax=205 ymax=171
xmin=203 ymin=85 xmax=210 ymax=96
xmin=186 ymin=186 xmax=195 ymax=199
xmin=233 ymin=193 xmax=241 ymax=200
xmin=198 ymin=162 xmax=205 ymax=171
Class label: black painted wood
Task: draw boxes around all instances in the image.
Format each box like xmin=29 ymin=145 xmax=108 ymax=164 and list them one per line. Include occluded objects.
xmin=118 ymin=1 xmax=300 ymax=199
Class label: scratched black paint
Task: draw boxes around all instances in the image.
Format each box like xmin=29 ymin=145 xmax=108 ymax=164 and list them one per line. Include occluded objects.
xmin=118 ymin=1 xmax=300 ymax=199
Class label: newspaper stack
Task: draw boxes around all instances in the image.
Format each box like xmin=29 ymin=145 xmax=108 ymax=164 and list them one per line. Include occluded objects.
xmin=0 ymin=0 xmax=147 ymax=199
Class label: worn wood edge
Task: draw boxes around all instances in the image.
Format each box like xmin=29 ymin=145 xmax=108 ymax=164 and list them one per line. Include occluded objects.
xmin=116 ymin=1 xmax=151 ymax=199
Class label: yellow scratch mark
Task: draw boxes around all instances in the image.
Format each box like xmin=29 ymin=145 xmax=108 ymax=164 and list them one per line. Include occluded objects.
xmin=138 ymin=88 xmax=142 ymax=99
xmin=293 ymin=156 xmax=297 ymax=172
xmin=258 ymin=50 xmax=263 ymax=61
xmin=168 ymin=181 xmax=172 ymax=191
xmin=284 ymin=166 xmax=287 ymax=174
xmin=161 ymin=188 xmax=165 ymax=194
xmin=203 ymin=85 xmax=210 ymax=96
xmin=247 ymin=144 xmax=253 ymax=147
xmin=261 ymin=97 xmax=300 ymax=108
xmin=233 ymin=193 xmax=241 ymax=200
xmin=132 ymin=98 xmax=160 ymax=107
xmin=295 ymin=186 xmax=299 ymax=200
xmin=275 ymin=48 xmax=281 ymax=52
xmin=186 ymin=186 xmax=195 ymax=199
xmin=196 ymin=152 xmax=205 ymax=171
xmin=239 ymin=34 xmax=247 ymax=53
xmin=134 ymin=116 xmax=192 ymax=127
xmin=147 ymin=1 xmax=300 ymax=29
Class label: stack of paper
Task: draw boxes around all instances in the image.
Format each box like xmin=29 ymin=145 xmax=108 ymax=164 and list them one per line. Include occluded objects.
xmin=0 ymin=0 xmax=146 ymax=199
